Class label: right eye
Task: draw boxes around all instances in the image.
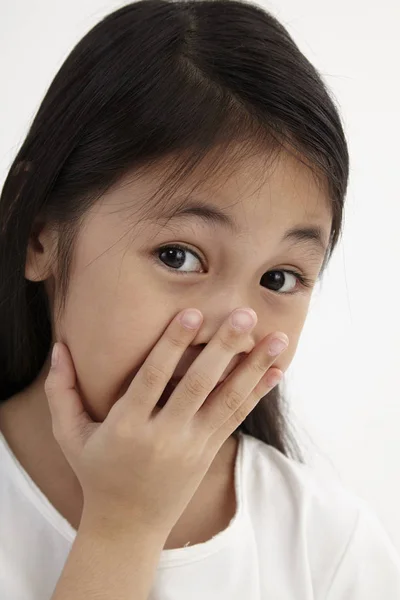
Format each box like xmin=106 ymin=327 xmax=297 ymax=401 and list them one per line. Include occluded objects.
xmin=152 ymin=244 xmax=205 ymax=276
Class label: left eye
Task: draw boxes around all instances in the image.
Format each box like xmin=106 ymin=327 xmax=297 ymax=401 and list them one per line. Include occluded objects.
xmin=153 ymin=244 xmax=311 ymax=295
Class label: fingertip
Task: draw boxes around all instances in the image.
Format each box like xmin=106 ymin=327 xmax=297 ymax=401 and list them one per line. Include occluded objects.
xmin=47 ymin=341 xmax=76 ymax=392
xmin=267 ymin=368 xmax=283 ymax=388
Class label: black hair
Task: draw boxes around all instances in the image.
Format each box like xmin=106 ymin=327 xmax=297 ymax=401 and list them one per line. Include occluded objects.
xmin=0 ymin=0 xmax=349 ymax=460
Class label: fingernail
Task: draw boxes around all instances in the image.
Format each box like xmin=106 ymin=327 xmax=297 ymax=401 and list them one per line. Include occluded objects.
xmin=267 ymin=335 xmax=288 ymax=356
xmin=230 ymin=308 xmax=257 ymax=331
xmin=51 ymin=343 xmax=59 ymax=367
xmin=180 ymin=309 xmax=203 ymax=329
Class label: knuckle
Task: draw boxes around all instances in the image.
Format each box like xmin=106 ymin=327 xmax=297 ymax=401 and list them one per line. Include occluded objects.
xmin=183 ymin=370 xmax=213 ymax=397
xmin=232 ymin=403 xmax=249 ymax=426
xmin=217 ymin=333 xmax=239 ymax=354
xmin=223 ymin=386 xmax=245 ymax=411
xmin=179 ymin=436 xmax=203 ymax=466
xmin=114 ymin=418 xmax=135 ymax=441
xmin=250 ymin=357 xmax=269 ymax=376
xmin=44 ymin=376 xmax=56 ymax=396
xmin=142 ymin=363 xmax=168 ymax=390
xmin=167 ymin=331 xmax=188 ymax=350
xmin=44 ymin=374 xmax=54 ymax=393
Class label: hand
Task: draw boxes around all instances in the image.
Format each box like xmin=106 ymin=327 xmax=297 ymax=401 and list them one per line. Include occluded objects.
xmin=44 ymin=307 xmax=288 ymax=538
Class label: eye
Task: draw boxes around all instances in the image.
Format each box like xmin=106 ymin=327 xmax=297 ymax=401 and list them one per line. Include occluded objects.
xmin=154 ymin=244 xmax=204 ymax=274
xmin=260 ymin=270 xmax=308 ymax=295
xmin=152 ymin=244 xmax=314 ymax=295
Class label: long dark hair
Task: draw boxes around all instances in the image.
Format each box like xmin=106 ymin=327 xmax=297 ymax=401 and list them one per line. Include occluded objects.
xmin=0 ymin=0 xmax=349 ymax=460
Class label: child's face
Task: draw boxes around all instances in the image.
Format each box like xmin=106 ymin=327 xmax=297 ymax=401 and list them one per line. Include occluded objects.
xmin=27 ymin=150 xmax=332 ymax=420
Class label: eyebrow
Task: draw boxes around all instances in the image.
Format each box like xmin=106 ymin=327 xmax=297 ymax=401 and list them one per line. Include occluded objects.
xmin=156 ymin=200 xmax=328 ymax=257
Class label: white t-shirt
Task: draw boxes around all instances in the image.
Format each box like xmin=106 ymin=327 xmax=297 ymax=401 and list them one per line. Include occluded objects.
xmin=1 ymin=428 xmax=400 ymax=599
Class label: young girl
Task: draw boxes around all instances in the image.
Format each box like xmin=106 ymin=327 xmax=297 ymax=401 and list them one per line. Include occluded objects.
xmin=1 ymin=0 xmax=399 ymax=598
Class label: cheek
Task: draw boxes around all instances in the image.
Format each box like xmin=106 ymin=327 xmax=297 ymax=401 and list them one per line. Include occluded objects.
xmin=57 ymin=274 xmax=175 ymax=421
xmin=273 ymin=341 xmax=298 ymax=374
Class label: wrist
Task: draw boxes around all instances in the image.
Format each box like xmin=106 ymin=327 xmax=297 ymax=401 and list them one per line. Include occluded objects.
xmin=79 ymin=505 xmax=169 ymax=549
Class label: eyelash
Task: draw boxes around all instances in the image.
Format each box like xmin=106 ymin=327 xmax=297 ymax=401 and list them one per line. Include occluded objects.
xmin=151 ymin=243 xmax=315 ymax=295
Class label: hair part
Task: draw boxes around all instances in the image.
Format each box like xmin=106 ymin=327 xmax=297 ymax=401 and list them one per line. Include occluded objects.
xmin=0 ymin=0 xmax=349 ymax=461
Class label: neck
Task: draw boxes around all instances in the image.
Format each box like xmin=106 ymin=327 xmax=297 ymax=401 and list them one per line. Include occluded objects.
xmin=1 ymin=362 xmax=84 ymax=530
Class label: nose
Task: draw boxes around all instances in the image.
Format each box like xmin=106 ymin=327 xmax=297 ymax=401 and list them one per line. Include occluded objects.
xmin=172 ymin=301 xmax=260 ymax=382
xmin=172 ymin=348 xmax=251 ymax=384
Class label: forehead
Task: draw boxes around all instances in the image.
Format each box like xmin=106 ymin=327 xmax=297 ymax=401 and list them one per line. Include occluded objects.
xmin=192 ymin=150 xmax=331 ymax=228
xmin=104 ymin=147 xmax=332 ymax=245
xmin=134 ymin=148 xmax=328 ymax=223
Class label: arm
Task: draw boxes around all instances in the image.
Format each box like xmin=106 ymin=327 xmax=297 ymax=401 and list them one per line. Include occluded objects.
xmin=51 ymin=514 xmax=167 ymax=600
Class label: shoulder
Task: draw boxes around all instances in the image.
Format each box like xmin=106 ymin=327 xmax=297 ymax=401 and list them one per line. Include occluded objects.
xmin=240 ymin=431 xmax=362 ymax=523
xmin=239 ymin=433 xmax=400 ymax=597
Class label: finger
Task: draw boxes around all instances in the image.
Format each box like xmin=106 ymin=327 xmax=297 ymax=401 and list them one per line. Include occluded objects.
xmin=196 ymin=332 xmax=288 ymax=433
xmin=123 ymin=308 xmax=204 ymax=416
xmin=159 ymin=308 xmax=258 ymax=426
xmin=44 ymin=342 xmax=93 ymax=453
xmin=208 ymin=367 xmax=283 ymax=451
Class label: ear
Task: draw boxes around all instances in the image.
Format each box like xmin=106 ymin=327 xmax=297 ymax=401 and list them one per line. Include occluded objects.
xmin=25 ymin=219 xmax=57 ymax=282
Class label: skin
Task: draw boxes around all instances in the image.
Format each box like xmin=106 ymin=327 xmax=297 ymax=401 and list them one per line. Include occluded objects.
xmin=0 ymin=148 xmax=332 ymax=553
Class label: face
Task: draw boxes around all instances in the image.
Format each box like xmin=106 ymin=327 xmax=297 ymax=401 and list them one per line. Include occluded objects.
xmin=26 ymin=149 xmax=332 ymax=421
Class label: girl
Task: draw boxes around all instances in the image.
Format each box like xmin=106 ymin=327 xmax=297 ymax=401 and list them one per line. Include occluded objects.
xmin=0 ymin=0 xmax=399 ymax=598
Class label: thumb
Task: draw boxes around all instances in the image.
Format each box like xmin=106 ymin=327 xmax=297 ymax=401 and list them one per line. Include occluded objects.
xmin=45 ymin=342 xmax=94 ymax=454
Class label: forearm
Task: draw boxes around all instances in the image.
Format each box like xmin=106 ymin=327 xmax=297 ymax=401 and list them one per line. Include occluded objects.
xmin=51 ymin=514 xmax=166 ymax=600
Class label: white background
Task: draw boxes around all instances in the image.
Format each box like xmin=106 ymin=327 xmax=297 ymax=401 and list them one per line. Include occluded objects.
xmin=1 ymin=0 xmax=399 ymax=550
